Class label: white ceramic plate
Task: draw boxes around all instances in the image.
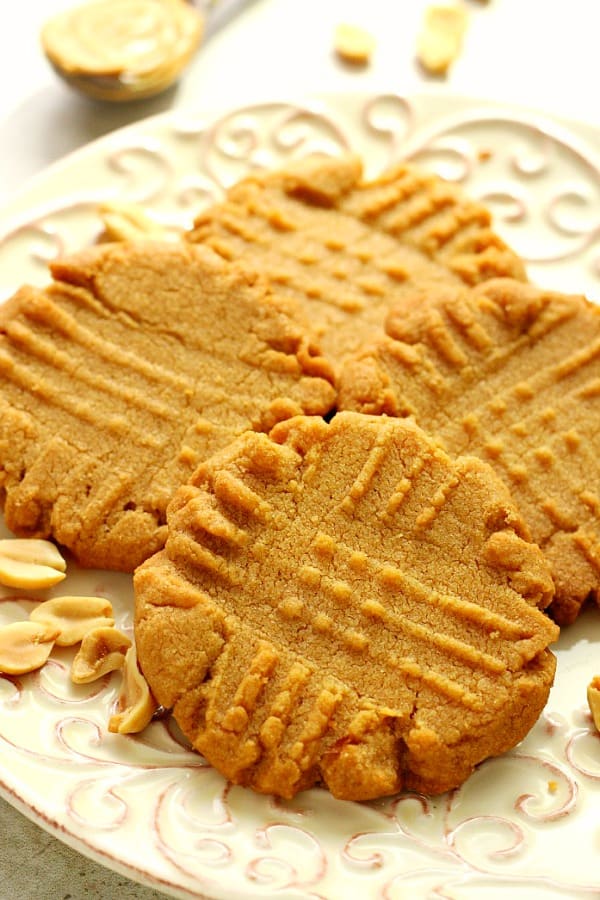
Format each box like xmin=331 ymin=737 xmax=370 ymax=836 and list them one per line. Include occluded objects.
xmin=0 ymin=93 xmax=599 ymax=900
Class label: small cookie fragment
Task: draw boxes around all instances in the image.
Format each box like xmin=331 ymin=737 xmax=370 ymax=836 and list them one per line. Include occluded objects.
xmin=0 ymin=241 xmax=335 ymax=571
xmin=334 ymin=23 xmax=376 ymax=65
xmin=71 ymin=626 xmax=132 ymax=684
xmin=0 ymin=539 xmax=66 ymax=590
xmin=30 ymin=596 xmax=114 ymax=646
xmin=0 ymin=620 xmax=59 ymax=675
xmin=588 ymin=676 xmax=600 ymax=733
xmin=135 ymin=411 xmax=557 ymax=801
xmin=338 ymin=278 xmax=600 ymax=624
xmin=109 ymin=646 xmax=157 ymax=734
xmin=41 ymin=0 xmax=204 ymax=101
xmin=417 ymin=3 xmax=468 ymax=75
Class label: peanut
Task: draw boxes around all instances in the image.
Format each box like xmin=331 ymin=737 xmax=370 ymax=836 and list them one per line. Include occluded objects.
xmin=109 ymin=646 xmax=157 ymax=734
xmin=98 ymin=201 xmax=172 ymax=242
xmin=588 ymin=676 xmax=600 ymax=732
xmin=0 ymin=620 xmax=59 ymax=674
xmin=71 ymin=626 xmax=132 ymax=684
xmin=333 ymin=23 xmax=376 ymax=66
xmin=30 ymin=596 xmax=114 ymax=646
xmin=0 ymin=539 xmax=66 ymax=590
xmin=417 ymin=3 xmax=468 ymax=75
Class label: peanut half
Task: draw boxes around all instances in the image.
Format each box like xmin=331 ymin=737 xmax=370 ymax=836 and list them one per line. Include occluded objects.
xmin=333 ymin=23 xmax=376 ymax=66
xmin=109 ymin=646 xmax=157 ymax=734
xmin=71 ymin=626 xmax=132 ymax=684
xmin=0 ymin=620 xmax=59 ymax=675
xmin=0 ymin=539 xmax=67 ymax=590
xmin=30 ymin=596 xmax=114 ymax=646
xmin=98 ymin=201 xmax=172 ymax=242
xmin=588 ymin=676 xmax=600 ymax=733
xmin=417 ymin=2 xmax=468 ymax=75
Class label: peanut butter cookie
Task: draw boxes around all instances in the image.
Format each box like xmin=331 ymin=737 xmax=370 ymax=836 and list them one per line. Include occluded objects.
xmin=187 ymin=154 xmax=526 ymax=373
xmin=0 ymin=242 xmax=335 ymax=571
xmin=338 ymin=278 xmax=600 ymax=624
xmin=134 ymin=411 xmax=557 ymax=801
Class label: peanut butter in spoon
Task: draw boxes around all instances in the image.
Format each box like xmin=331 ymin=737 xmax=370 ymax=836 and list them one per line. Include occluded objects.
xmin=41 ymin=0 xmax=204 ymax=101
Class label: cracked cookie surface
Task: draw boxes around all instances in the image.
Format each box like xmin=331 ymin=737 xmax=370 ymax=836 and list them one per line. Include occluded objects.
xmin=134 ymin=411 xmax=557 ymax=801
xmin=186 ymin=154 xmax=526 ymax=374
xmin=0 ymin=241 xmax=335 ymax=571
xmin=338 ymin=278 xmax=600 ymax=624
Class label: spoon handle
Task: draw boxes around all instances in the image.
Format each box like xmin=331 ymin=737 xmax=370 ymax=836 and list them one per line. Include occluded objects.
xmin=196 ymin=0 xmax=255 ymax=39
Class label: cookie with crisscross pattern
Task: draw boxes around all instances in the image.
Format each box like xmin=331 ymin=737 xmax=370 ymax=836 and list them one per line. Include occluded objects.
xmin=338 ymin=278 xmax=600 ymax=624
xmin=0 ymin=241 xmax=335 ymax=570
xmin=187 ymin=154 xmax=526 ymax=373
xmin=134 ymin=411 xmax=557 ymax=800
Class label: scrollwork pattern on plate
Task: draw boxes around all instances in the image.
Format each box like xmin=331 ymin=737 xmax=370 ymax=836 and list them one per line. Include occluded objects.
xmin=196 ymin=102 xmax=351 ymax=189
xmin=1 ymin=94 xmax=599 ymax=302
xmin=403 ymin=112 xmax=600 ymax=287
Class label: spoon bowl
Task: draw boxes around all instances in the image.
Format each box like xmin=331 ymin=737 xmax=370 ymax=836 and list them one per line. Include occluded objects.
xmin=41 ymin=0 xmax=204 ymax=102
